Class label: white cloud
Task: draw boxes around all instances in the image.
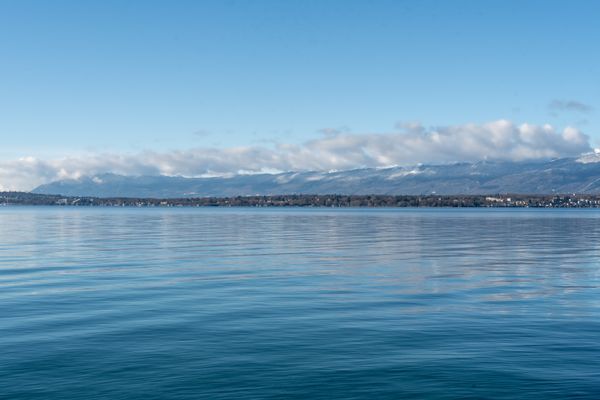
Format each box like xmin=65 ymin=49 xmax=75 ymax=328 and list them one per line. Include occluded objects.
xmin=0 ymin=120 xmax=591 ymax=191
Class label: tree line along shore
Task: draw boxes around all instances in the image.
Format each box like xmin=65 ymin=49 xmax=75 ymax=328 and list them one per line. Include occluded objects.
xmin=2 ymin=192 xmax=600 ymax=208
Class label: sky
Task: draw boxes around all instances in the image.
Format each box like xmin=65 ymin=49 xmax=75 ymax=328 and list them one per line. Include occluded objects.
xmin=0 ymin=0 xmax=599 ymax=190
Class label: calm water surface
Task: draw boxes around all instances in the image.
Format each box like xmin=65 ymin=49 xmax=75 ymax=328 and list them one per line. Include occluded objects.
xmin=1 ymin=207 xmax=599 ymax=399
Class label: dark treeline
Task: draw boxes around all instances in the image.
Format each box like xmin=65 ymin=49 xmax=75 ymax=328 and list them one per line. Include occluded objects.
xmin=3 ymin=192 xmax=600 ymax=208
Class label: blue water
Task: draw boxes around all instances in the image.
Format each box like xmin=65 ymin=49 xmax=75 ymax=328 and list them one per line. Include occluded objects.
xmin=1 ymin=207 xmax=599 ymax=399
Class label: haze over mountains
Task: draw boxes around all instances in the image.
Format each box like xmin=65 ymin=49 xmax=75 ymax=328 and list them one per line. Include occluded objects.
xmin=32 ymin=154 xmax=600 ymax=198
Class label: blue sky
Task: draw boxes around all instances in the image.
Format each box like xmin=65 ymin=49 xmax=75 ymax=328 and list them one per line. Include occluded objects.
xmin=0 ymin=0 xmax=598 ymax=189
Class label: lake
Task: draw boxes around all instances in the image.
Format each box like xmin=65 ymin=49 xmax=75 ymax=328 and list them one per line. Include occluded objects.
xmin=1 ymin=207 xmax=599 ymax=399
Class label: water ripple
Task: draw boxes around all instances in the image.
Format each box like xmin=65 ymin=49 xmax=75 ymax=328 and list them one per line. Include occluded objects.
xmin=1 ymin=208 xmax=599 ymax=399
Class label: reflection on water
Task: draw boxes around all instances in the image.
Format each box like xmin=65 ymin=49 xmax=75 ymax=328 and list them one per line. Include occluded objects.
xmin=1 ymin=208 xmax=599 ymax=399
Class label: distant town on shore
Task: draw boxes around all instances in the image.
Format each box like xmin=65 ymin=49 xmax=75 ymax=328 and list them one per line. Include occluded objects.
xmin=2 ymin=192 xmax=600 ymax=208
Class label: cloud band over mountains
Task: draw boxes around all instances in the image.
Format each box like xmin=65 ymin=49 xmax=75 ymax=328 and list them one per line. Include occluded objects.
xmin=0 ymin=120 xmax=591 ymax=191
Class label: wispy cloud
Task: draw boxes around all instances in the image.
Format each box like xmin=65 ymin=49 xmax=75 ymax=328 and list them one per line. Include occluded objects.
xmin=192 ymin=129 xmax=212 ymax=137
xmin=549 ymin=100 xmax=593 ymax=114
xmin=0 ymin=120 xmax=591 ymax=191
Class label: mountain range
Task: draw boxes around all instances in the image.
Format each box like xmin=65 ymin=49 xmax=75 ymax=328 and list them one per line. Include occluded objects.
xmin=32 ymin=155 xmax=600 ymax=198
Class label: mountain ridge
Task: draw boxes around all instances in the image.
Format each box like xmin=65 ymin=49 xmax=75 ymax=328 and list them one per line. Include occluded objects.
xmin=32 ymin=157 xmax=600 ymax=198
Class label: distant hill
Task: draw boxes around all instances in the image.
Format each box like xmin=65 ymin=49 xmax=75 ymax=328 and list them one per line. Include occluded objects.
xmin=32 ymin=156 xmax=600 ymax=198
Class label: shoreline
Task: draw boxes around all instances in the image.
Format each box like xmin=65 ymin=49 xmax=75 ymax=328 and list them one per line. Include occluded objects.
xmin=2 ymin=192 xmax=600 ymax=208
